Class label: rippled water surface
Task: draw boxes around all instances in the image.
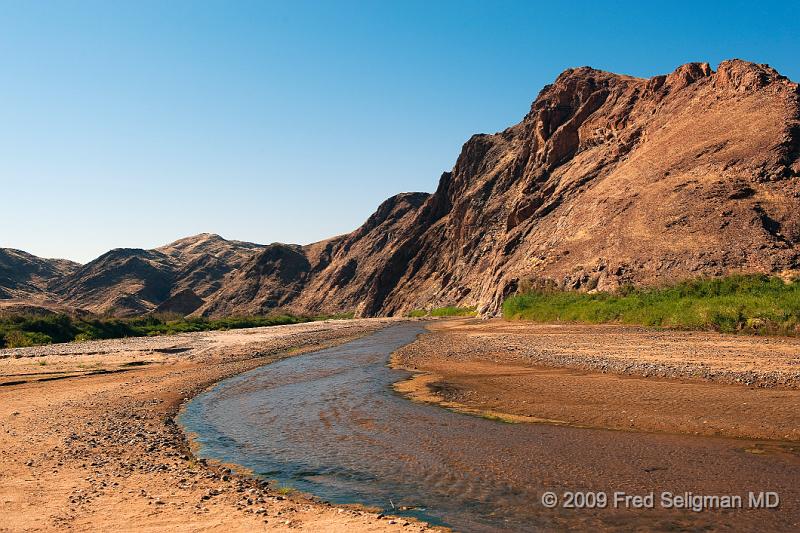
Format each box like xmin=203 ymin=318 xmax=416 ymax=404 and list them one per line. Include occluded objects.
xmin=179 ymin=324 xmax=800 ymax=531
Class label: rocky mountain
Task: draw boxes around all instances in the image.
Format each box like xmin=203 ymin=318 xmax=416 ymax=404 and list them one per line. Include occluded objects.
xmin=198 ymin=59 xmax=800 ymax=316
xmin=155 ymin=233 xmax=264 ymax=300
xmin=3 ymin=59 xmax=799 ymax=318
xmin=0 ymin=248 xmax=79 ymax=300
xmin=15 ymin=234 xmax=264 ymax=316
xmin=197 ymin=193 xmax=431 ymax=316
xmin=50 ymin=248 xmax=177 ymax=316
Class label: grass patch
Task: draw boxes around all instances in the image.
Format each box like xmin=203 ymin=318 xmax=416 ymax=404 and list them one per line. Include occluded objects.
xmin=480 ymin=413 xmax=519 ymax=424
xmin=274 ymin=485 xmax=295 ymax=495
xmin=502 ymin=274 xmax=800 ymax=336
xmin=316 ymin=311 xmax=355 ymax=320
xmin=0 ymin=311 xmax=354 ymax=349
xmin=430 ymin=306 xmax=477 ymax=317
xmin=408 ymin=306 xmax=477 ymax=318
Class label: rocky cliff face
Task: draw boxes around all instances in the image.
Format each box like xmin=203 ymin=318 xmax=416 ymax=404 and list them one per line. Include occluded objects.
xmin=4 ymin=60 xmax=799 ymax=318
xmin=200 ymin=59 xmax=800 ymax=316
xmin=197 ymin=193 xmax=431 ymax=316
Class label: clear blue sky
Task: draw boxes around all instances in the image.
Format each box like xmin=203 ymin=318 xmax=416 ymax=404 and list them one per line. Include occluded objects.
xmin=2 ymin=1 xmax=798 ymax=263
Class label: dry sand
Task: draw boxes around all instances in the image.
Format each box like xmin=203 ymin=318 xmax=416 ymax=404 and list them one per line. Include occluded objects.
xmin=0 ymin=319 xmax=436 ymax=532
xmin=392 ymin=319 xmax=800 ymax=442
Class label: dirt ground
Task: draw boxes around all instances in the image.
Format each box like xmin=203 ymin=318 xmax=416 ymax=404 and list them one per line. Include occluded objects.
xmin=0 ymin=319 xmax=437 ymax=532
xmin=392 ymin=319 xmax=800 ymax=442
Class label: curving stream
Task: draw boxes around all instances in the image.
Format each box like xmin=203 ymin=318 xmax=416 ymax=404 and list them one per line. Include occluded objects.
xmin=179 ymin=324 xmax=800 ymax=531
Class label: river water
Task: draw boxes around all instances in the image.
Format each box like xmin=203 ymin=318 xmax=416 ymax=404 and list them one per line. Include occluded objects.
xmin=179 ymin=324 xmax=799 ymax=531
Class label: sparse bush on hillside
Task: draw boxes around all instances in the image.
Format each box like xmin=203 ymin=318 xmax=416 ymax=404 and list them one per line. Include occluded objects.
xmin=502 ymin=274 xmax=800 ymax=336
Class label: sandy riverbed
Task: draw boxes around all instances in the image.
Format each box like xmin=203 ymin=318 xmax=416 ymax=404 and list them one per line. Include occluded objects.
xmin=392 ymin=319 xmax=800 ymax=442
xmin=0 ymin=318 xmax=436 ymax=532
xmin=4 ymin=317 xmax=799 ymax=532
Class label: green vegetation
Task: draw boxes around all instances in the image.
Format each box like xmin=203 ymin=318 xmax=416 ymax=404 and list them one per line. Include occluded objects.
xmin=480 ymin=413 xmax=519 ymax=424
xmin=502 ymin=274 xmax=800 ymax=336
xmin=408 ymin=306 xmax=477 ymax=318
xmin=430 ymin=306 xmax=477 ymax=317
xmin=0 ymin=311 xmax=353 ymax=349
xmin=2 ymin=329 xmax=55 ymax=348
xmin=323 ymin=311 xmax=356 ymax=320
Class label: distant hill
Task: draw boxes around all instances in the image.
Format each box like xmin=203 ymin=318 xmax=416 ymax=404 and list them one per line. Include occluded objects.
xmin=0 ymin=248 xmax=79 ymax=300
xmin=1 ymin=234 xmax=264 ymax=317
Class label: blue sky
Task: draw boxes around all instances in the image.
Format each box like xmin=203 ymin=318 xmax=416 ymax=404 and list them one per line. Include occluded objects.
xmin=2 ymin=1 xmax=798 ymax=263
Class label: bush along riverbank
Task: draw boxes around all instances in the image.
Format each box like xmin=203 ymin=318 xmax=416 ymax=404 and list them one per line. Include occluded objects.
xmin=0 ymin=312 xmax=354 ymax=349
xmin=502 ymin=274 xmax=800 ymax=336
xmin=408 ymin=306 xmax=477 ymax=318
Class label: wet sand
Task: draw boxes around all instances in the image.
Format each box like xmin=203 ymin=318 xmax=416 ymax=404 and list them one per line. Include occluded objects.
xmin=0 ymin=319 xmax=434 ymax=532
xmin=392 ymin=319 xmax=800 ymax=442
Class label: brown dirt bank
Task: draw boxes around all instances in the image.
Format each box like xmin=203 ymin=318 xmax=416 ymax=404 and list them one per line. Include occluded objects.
xmin=392 ymin=319 xmax=800 ymax=442
xmin=0 ymin=319 xmax=437 ymax=532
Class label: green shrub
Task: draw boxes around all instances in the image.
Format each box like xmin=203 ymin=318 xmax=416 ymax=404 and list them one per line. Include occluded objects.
xmin=430 ymin=306 xmax=477 ymax=317
xmin=407 ymin=306 xmax=477 ymax=318
xmin=3 ymin=330 xmax=53 ymax=348
xmin=0 ymin=309 xmax=355 ymax=349
xmin=502 ymin=274 xmax=800 ymax=336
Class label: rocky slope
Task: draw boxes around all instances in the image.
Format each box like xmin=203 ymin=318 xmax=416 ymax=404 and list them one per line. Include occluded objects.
xmin=197 ymin=192 xmax=431 ymax=316
xmin=45 ymin=234 xmax=264 ymax=316
xmin=155 ymin=233 xmax=264 ymax=300
xmin=199 ymin=59 xmax=800 ymax=316
xmin=3 ymin=60 xmax=799 ymax=317
xmin=0 ymin=249 xmax=79 ymax=300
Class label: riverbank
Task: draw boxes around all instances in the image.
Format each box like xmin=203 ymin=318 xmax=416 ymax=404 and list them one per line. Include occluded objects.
xmin=0 ymin=318 xmax=435 ymax=532
xmin=392 ymin=319 xmax=800 ymax=442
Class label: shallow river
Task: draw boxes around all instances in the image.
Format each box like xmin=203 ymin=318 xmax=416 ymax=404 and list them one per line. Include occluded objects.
xmin=179 ymin=324 xmax=799 ymax=531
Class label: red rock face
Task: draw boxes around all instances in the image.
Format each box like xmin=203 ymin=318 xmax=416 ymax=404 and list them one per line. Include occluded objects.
xmin=200 ymin=59 xmax=800 ymax=317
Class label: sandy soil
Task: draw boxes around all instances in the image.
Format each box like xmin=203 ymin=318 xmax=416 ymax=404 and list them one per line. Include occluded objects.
xmin=392 ymin=319 xmax=800 ymax=442
xmin=0 ymin=319 xmax=437 ymax=532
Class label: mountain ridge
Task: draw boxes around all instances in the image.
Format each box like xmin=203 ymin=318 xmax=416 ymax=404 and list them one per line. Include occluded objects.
xmin=2 ymin=233 xmax=267 ymax=316
xmin=3 ymin=59 xmax=798 ymax=317
xmin=200 ymin=58 xmax=797 ymax=317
